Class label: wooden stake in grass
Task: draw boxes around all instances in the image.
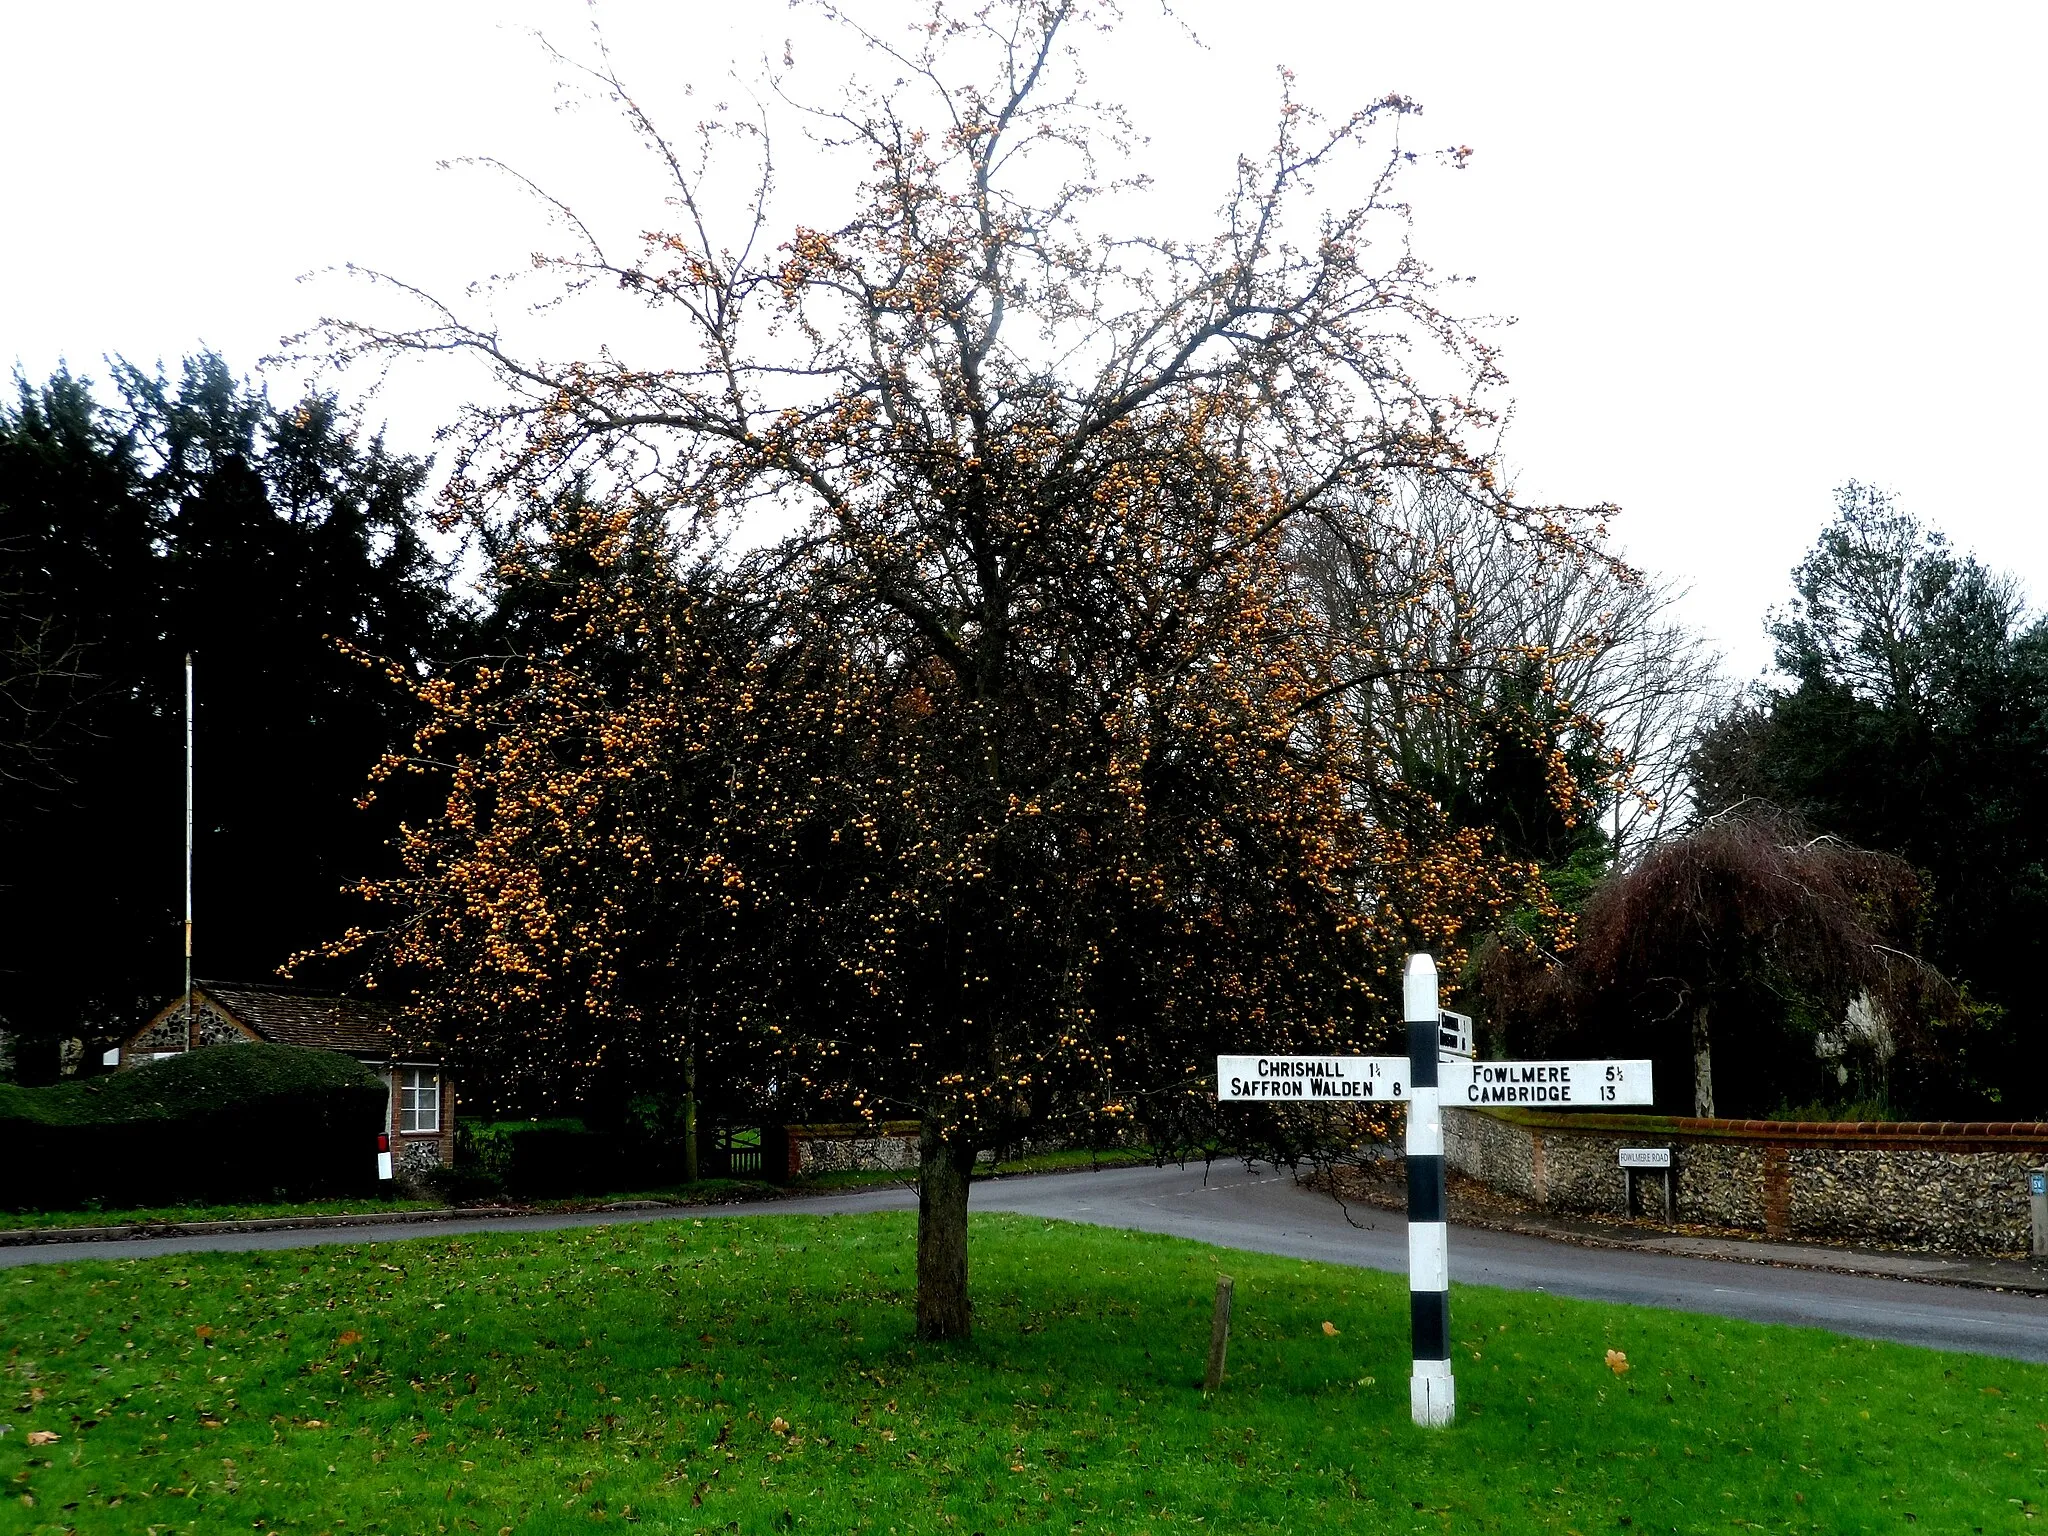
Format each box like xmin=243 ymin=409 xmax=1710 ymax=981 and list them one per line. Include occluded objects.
xmin=1204 ymin=1274 xmax=1234 ymax=1391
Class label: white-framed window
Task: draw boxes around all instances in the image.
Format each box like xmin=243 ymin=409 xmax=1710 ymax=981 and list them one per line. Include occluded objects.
xmin=398 ymin=1066 xmax=441 ymax=1134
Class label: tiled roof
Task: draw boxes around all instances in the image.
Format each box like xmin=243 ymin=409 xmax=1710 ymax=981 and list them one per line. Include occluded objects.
xmin=198 ymin=983 xmax=402 ymax=1056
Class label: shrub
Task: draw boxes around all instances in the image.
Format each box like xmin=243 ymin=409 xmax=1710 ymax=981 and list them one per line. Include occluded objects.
xmin=457 ymin=1118 xmax=624 ymax=1197
xmin=0 ymin=1043 xmax=389 ymax=1211
xmin=407 ymin=1161 xmax=507 ymax=1206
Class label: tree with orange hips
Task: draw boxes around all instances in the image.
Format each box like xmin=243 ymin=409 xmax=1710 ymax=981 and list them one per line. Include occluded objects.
xmin=310 ymin=1 xmax=1609 ymax=1339
xmin=320 ymin=497 xmax=781 ymax=1128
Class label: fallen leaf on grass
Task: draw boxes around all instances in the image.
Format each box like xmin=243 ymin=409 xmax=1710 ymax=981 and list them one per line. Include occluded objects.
xmin=411 ymin=1431 xmax=431 ymax=1445
xmin=201 ymin=1419 xmax=224 ymax=1429
xmin=303 ymin=1420 xmax=327 ymax=1429
xmin=337 ymin=1332 xmax=362 ymax=1347
xmin=194 ymin=1325 xmax=214 ymax=1340
xmin=1605 ymin=1350 xmax=1630 ymax=1376
xmin=1321 ymin=1322 xmax=1339 ymax=1336
xmin=770 ymin=1417 xmax=790 ymax=1435
xmin=26 ymin=1431 xmax=59 ymax=1446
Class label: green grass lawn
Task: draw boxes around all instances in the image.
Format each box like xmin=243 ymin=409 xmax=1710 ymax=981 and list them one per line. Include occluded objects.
xmin=1 ymin=1213 xmax=2041 ymax=1535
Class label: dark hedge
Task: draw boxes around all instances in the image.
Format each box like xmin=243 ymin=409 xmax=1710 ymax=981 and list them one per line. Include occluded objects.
xmin=457 ymin=1119 xmax=627 ymax=1197
xmin=0 ymin=1042 xmax=389 ymax=1210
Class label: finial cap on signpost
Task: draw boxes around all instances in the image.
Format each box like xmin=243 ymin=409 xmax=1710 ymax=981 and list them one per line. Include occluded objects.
xmin=1403 ymin=952 xmax=1439 ymax=1024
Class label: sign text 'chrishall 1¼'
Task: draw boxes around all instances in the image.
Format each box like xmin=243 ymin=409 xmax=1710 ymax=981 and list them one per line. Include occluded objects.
xmin=1216 ymin=1056 xmax=1654 ymax=1106
xmin=1215 ymin=1056 xmax=1408 ymax=1100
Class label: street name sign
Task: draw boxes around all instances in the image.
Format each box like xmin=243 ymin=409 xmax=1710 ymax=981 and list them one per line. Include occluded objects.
xmin=1619 ymin=1146 xmax=1672 ymax=1168
xmin=1216 ymin=1055 xmax=1652 ymax=1107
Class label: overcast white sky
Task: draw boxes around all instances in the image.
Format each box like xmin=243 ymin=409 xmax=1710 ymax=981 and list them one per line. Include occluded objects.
xmin=4 ymin=1 xmax=2042 ymax=679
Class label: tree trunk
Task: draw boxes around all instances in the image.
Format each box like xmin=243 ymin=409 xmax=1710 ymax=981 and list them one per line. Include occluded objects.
xmin=1692 ymin=1005 xmax=1715 ymax=1119
xmin=682 ymin=1048 xmax=699 ymax=1184
xmin=915 ymin=1117 xmax=976 ymax=1341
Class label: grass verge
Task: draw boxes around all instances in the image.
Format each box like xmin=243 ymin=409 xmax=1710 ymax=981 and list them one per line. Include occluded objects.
xmin=0 ymin=1198 xmax=454 ymax=1232
xmin=0 ymin=1151 xmax=1151 ymax=1231
xmin=986 ymin=1148 xmax=1155 ymax=1178
xmin=797 ymin=1147 xmax=1157 ymax=1193
xmin=0 ymin=1183 xmax=780 ymax=1233
xmin=1 ymin=1212 xmax=2040 ymax=1533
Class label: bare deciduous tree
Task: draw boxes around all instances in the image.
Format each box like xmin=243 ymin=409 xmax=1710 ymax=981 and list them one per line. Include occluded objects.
xmin=1295 ymin=476 xmax=1723 ymax=861
xmin=302 ymin=1 xmax=1612 ymax=1337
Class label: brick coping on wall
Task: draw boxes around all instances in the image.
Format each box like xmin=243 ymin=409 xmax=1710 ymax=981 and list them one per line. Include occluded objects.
xmin=1464 ymin=1107 xmax=2048 ymax=1152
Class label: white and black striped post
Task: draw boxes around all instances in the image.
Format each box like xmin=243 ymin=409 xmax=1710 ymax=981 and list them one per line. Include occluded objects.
xmin=1405 ymin=951 xmax=1454 ymax=1426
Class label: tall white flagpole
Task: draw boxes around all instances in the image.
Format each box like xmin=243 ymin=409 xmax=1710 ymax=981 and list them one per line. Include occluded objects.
xmin=183 ymin=652 xmax=195 ymax=1048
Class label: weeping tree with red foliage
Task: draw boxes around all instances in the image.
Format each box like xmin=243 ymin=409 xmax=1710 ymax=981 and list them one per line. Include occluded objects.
xmin=1478 ymin=808 xmax=1959 ymax=1118
xmin=310 ymin=1 xmax=1609 ymax=1337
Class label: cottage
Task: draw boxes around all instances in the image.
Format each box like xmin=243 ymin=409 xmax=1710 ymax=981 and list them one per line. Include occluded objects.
xmin=120 ymin=983 xmax=455 ymax=1174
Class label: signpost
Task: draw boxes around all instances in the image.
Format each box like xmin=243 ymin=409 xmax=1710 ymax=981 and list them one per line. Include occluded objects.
xmin=1403 ymin=955 xmax=1454 ymax=1427
xmin=1216 ymin=951 xmax=1655 ymax=1427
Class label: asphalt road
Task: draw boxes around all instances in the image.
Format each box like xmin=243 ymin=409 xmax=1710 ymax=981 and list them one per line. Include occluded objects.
xmin=8 ymin=1161 xmax=2047 ymax=1363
